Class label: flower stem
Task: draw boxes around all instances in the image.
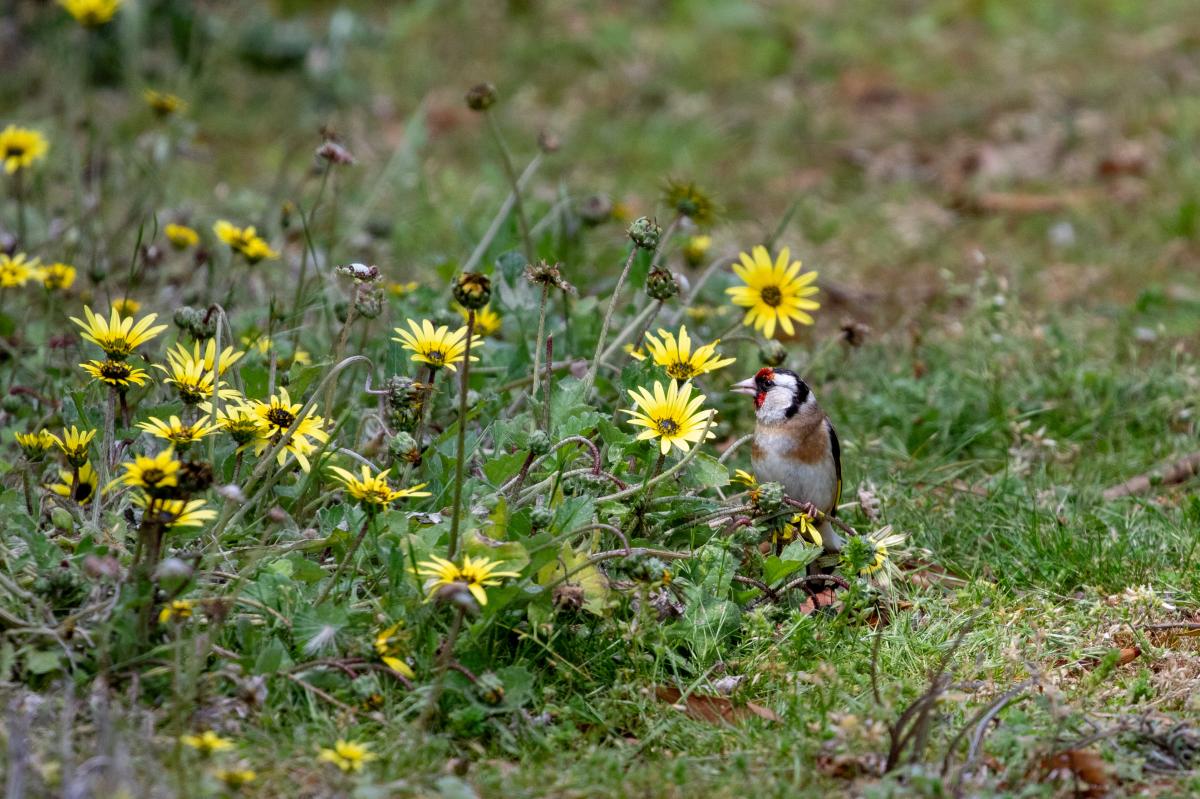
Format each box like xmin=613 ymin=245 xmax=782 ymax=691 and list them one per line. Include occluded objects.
xmin=447 ymin=310 xmax=476 ymax=560
xmin=484 ymin=112 xmax=534 ymax=264
xmin=21 ymin=463 xmax=35 ymax=518
xmin=583 ymin=245 xmax=637 ymax=393
xmin=417 ymin=604 xmax=466 ymax=730
xmin=291 ymin=163 xmax=332 ymax=335
xmin=94 ymin=387 xmax=116 ymax=530
xmin=314 ymin=512 xmax=373 ymax=607
xmin=14 ymin=170 xmax=26 ymax=246
xmin=530 ymin=284 xmax=549 ymax=403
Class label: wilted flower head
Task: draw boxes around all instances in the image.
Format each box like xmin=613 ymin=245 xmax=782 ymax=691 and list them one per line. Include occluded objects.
xmin=336 ymin=262 xmax=380 ymax=283
xmin=523 ymin=260 xmax=575 ymax=293
xmin=465 ymin=82 xmax=498 ymax=111
xmin=316 ymin=140 xmax=355 ymax=165
xmin=645 ymin=265 xmax=680 ymax=301
xmin=453 ymin=271 xmax=492 ymax=310
xmin=663 ymin=179 xmax=717 ymax=227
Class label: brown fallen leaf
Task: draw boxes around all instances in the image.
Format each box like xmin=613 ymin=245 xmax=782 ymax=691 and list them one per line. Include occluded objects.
xmin=655 ymin=685 xmax=780 ymax=725
xmin=1037 ymin=749 xmax=1109 ymax=796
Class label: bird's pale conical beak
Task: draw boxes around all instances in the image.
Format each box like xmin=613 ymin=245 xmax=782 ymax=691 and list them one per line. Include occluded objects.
xmin=731 ymin=377 xmax=758 ymax=396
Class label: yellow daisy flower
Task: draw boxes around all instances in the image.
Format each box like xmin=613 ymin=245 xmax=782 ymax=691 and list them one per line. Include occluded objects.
xmin=155 ymin=355 xmax=241 ymax=405
xmin=415 ymin=554 xmax=520 ymax=607
xmin=213 ymin=220 xmax=279 ymax=264
xmin=683 ymin=234 xmax=712 ymax=266
xmin=388 ymin=280 xmax=419 ymax=297
xmin=112 ymin=297 xmax=140 ymax=315
xmin=164 ymin=222 xmax=199 ymax=249
xmin=136 ymin=415 xmax=218 ymax=447
xmin=326 ymin=464 xmax=430 ymax=508
xmin=317 ymin=739 xmax=376 ymax=773
xmin=203 ymin=400 xmax=261 ymax=446
xmin=776 ymin=512 xmax=822 ymax=548
xmin=0 ymin=126 xmax=48 ymax=175
xmin=110 ymin=448 xmax=181 ymax=495
xmin=373 ymin=622 xmax=416 ymax=678
xmin=143 ymin=89 xmax=187 ymax=118
xmin=48 ymin=426 xmax=97 ymax=467
xmin=624 ymin=343 xmax=646 ymax=361
xmin=214 ymin=769 xmax=256 ymax=790
xmin=241 ymin=334 xmax=312 ymax=367
xmin=71 ymin=305 xmax=167 ymax=359
xmin=621 ymin=380 xmax=717 ymax=455
xmin=0 ymin=253 xmax=40 ymax=287
xmin=38 ymin=262 xmax=76 ymax=290
xmin=392 ymin=318 xmax=479 ymax=372
xmin=249 ymin=388 xmax=329 ymax=472
xmin=456 ymin=303 xmax=502 ymax=336
xmin=15 ymin=430 xmax=56 ymax=459
xmin=641 ymin=325 xmax=736 ymax=381
xmin=159 ymin=599 xmax=195 ymax=625
xmin=58 ymin=0 xmax=122 ymax=26
xmin=46 ymin=462 xmax=99 ymax=505
xmin=732 ymin=468 xmax=757 ymax=488
xmin=856 ymin=527 xmax=908 ymax=585
xmin=725 ymin=245 xmax=820 ymax=338
xmin=180 ymin=730 xmax=232 ymax=755
xmin=165 ymin=339 xmax=245 ymax=375
xmin=134 ymin=494 xmax=218 ymax=529
xmin=80 ymin=359 xmax=152 ymax=389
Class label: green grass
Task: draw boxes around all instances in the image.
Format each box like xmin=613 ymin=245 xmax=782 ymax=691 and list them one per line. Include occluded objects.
xmin=2 ymin=1 xmax=1200 ymax=797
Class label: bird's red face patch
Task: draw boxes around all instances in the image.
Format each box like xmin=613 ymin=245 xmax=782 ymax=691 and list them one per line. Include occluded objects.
xmin=753 ymin=367 xmax=775 ymax=409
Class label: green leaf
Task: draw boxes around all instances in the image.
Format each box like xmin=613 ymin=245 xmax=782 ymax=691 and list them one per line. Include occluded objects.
xmin=25 ymin=649 xmax=61 ymax=675
xmin=253 ymin=638 xmax=288 ymax=674
xmin=682 ymin=452 xmax=730 ymax=490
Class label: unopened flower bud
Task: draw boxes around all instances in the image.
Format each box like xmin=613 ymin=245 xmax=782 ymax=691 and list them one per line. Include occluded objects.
xmin=528 ymin=429 xmax=551 ymax=456
xmin=465 ymin=83 xmax=498 ymax=111
xmin=537 ymin=130 xmax=560 ymax=153
xmin=530 ymin=505 xmax=554 ymax=530
xmin=453 ymin=272 xmax=492 ymax=310
xmin=628 ymin=216 xmax=661 ymax=250
xmin=751 ymin=481 xmax=785 ymax=517
xmin=388 ymin=431 xmax=420 ymax=464
xmin=354 ymin=285 xmax=384 ymax=319
xmin=645 ymin=266 xmax=679 ymax=301
xmin=759 ymin=339 xmax=787 ymax=367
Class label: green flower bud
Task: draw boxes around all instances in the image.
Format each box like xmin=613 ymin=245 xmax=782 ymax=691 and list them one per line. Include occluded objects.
xmin=530 ymin=505 xmax=554 ymax=531
xmin=2 ymin=394 xmax=22 ymax=414
xmin=388 ymin=431 xmax=420 ymax=464
xmin=751 ymin=480 xmax=785 ymax=518
xmin=528 ymin=429 xmax=551 ymax=456
xmin=628 ymin=216 xmax=662 ymax=250
xmin=759 ymin=339 xmax=787 ymax=367
xmin=354 ymin=285 xmax=384 ymax=319
xmin=50 ymin=507 xmax=74 ymax=533
xmin=645 ymin=266 xmax=680 ymax=301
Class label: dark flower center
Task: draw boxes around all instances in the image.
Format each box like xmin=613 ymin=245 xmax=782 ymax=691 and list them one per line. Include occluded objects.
xmin=266 ymin=407 xmax=296 ymax=429
xmin=667 ymin=362 xmax=695 ymax=379
xmin=100 ymin=361 xmax=132 ymax=380
xmin=760 ymin=285 xmax=783 ymax=307
xmin=427 ymin=350 xmax=446 ymax=363
xmin=656 ymin=418 xmax=679 ymax=436
xmin=74 ymin=479 xmax=94 ymax=502
xmin=4 ymin=145 xmax=25 ymax=159
xmin=141 ymin=468 xmax=166 ymax=486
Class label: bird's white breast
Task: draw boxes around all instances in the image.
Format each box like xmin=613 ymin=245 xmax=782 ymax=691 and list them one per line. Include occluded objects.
xmin=751 ymin=427 xmax=838 ymax=514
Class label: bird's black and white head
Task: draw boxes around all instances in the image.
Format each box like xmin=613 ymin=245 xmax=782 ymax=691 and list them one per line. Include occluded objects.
xmin=731 ymin=367 xmax=813 ymax=424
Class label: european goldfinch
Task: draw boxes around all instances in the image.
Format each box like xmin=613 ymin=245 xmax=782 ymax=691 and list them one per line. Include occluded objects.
xmin=732 ymin=367 xmax=843 ymax=553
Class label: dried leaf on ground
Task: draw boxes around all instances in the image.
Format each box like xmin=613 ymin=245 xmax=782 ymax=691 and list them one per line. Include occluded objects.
xmin=655 ymin=686 xmax=780 ymax=724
